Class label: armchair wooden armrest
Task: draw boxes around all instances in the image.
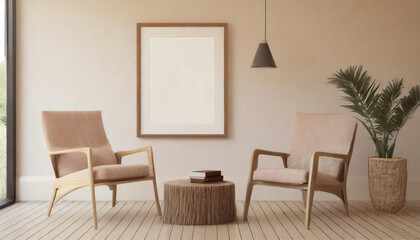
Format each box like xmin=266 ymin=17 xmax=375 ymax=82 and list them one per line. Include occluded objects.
xmin=250 ymin=149 xmax=290 ymax=172
xmin=243 ymin=149 xmax=289 ymax=221
xmin=303 ymin=151 xmax=350 ymax=228
xmin=48 ymin=147 xmax=93 ymax=179
xmin=313 ymin=151 xmax=348 ymax=160
xmin=114 ymin=145 xmax=160 ymax=216
xmin=308 ymin=151 xmax=348 ymax=185
xmin=115 ymin=146 xmax=155 ymax=176
xmin=48 ymin=147 xmax=96 ymax=227
xmin=49 ymin=147 xmax=91 ymax=156
xmin=115 ymin=146 xmax=151 ymax=159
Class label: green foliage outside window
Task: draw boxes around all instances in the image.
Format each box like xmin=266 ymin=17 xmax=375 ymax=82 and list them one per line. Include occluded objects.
xmin=0 ymin=60 xmax=6 ymax=200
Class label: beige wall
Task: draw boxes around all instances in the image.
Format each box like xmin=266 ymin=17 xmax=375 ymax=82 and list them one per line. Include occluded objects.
xmin=16 ymin=0 xmax=420 ymax=200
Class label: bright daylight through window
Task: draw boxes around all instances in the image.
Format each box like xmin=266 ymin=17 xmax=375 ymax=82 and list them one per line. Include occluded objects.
xmin=0 ymin=0 xmax=7 ymax=201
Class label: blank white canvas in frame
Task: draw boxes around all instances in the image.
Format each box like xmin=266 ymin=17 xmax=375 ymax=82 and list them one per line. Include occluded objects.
xmin=139 ymin=25 xmax=226 ymax=136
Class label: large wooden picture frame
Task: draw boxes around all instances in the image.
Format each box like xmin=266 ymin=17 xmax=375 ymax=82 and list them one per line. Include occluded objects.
xmin=137 ymin=23 xmax=228 ymax=138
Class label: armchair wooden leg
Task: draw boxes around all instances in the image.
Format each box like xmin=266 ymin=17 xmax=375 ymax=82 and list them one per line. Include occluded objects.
xmin=305 ymin=187 xmax=315 ymax=229
xmin=243 ymin=181 xmax=253 ymax=221
xmin=47 ymin=187 xmax=58 ymax=217
xmin=301 ymin=190 xmax=307 ymax=207
xmin=152 ymin=177 xmax=162 ymax=216
xmin=89 ymin=184 xmax=98 ymax=230
xmin=342 ymin=188 xmax=349 ymax=216
xmin=112 ymin=185 xmax=117 ymax=207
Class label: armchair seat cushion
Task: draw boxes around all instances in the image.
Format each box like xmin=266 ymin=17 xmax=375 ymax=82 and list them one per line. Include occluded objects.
xmin=254 ymin=168 xmax=308 ymax=185
xmin=60 ymin=164 xmax=150 ymax=183
xmin=253 ymin=168 xmax=340 ymax=186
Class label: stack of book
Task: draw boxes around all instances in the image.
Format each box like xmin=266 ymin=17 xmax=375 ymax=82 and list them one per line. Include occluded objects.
xmin=189 ymin=170 xmax=223 ymax=183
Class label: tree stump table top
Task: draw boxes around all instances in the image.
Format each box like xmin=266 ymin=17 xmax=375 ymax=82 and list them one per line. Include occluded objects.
xmin=165 ymin=179 xmax=234 ymax=188
xmin=163 ymin=179 xmax=236 ymax=225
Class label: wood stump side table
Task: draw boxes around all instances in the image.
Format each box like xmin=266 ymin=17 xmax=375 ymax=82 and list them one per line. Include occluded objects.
xmin=163 ymin=180 xmax=236 ymax=225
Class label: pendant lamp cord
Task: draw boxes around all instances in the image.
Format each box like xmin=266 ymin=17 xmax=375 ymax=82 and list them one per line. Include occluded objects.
xmin=264 ymin=0 xmax=267 ymax=40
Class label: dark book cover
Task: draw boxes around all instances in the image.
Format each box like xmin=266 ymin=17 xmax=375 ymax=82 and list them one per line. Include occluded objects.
xmin=190 ymin=175 xmax=224 ymax=183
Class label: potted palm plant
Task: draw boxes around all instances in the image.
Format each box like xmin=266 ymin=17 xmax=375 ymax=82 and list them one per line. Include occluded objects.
xmin=328 ymin=65 xmax=420 ymax=213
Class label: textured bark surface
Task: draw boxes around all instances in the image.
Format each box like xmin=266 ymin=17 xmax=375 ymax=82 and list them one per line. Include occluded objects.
xmin=163 ymin=180 xmax=236 ymax=225
xmin=368 ymin=157 xmax=407 ymax=213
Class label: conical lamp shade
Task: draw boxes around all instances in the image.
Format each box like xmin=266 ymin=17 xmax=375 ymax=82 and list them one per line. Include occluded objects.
xmin=251 ymin=41 xmax=277 ymax=68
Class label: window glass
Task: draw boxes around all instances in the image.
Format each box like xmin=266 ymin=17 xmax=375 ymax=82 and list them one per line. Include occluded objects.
xmin=0 ymin=0 xmax=7 ymax=201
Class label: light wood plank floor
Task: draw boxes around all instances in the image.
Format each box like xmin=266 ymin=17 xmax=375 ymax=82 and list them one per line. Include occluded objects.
xmin=1 ymin=201 xmax=420 ymax=240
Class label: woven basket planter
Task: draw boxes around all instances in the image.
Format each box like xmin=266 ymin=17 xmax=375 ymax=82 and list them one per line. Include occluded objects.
xmin=368 ymin=157 xmax=407 ymax=213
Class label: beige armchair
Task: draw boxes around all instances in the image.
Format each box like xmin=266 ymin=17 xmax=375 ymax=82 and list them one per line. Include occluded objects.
xmin=41 ymin=111 xmax=161 ymax=229
xmin=244 ymin=113 xmax=357 ymax=229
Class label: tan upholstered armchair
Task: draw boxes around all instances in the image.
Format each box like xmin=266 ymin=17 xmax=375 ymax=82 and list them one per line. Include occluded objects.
xmin=41 ymin=111 xmax=161 ymax=229
xmin=244 ymin=113 xmax=357 ymax=229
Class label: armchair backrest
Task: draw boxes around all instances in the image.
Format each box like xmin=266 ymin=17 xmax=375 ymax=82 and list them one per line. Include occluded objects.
xmin=41 ymin=111 xmax=117 ymax=177
xmin=287 ymin=113 xmax=357 ymax=180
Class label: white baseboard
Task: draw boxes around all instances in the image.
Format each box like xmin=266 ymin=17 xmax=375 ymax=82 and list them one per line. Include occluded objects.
xmin=17 ymin=175 xmax=420 ymax=201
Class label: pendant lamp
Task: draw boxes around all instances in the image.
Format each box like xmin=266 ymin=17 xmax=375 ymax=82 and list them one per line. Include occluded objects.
xmin=251 ymin=0 xmax=277 ymax=68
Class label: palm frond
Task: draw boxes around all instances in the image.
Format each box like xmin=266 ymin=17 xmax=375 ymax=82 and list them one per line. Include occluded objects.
xmin=390 ymin=85 xmax=420 ymax=133
xmin=328 ymin=65 xmax=380 ymax=139
xmin=372 ymin=78 xmax=403 ymax=131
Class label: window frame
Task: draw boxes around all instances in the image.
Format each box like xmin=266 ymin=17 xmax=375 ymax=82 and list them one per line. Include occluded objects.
xmin=0 ymin=0 xmax=16 ymax=209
